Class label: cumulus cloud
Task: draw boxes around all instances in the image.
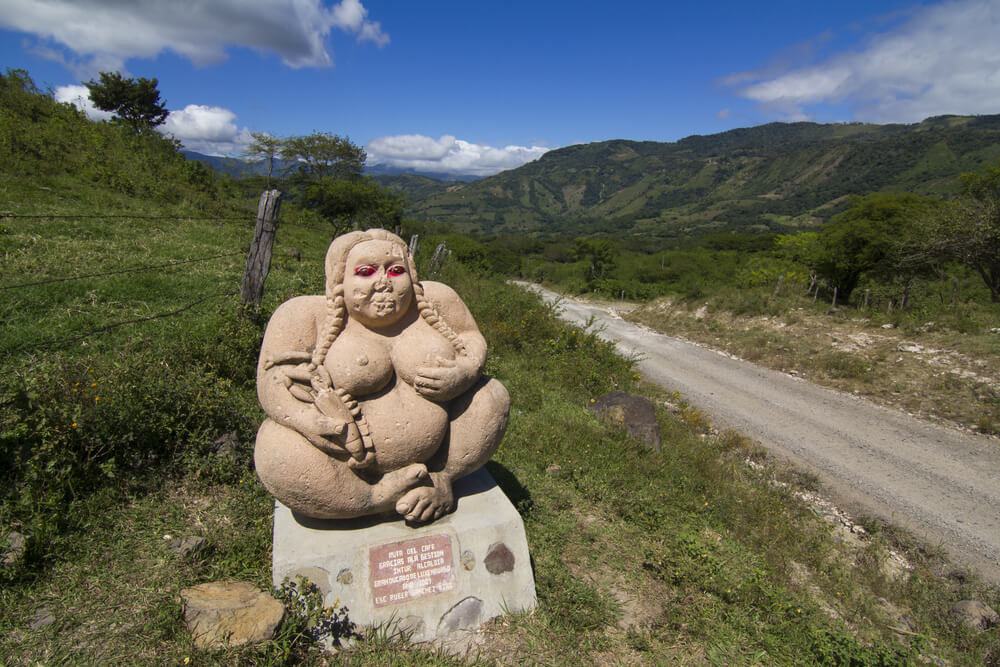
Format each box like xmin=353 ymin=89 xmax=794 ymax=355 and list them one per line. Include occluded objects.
xmin=53 ymin=84 xmax=114 ymax=121
xmin=366 ymin=134 xmax=550 ymax=177
xmin=727 ymin=0 xmax=1000 ymax=123
xmin=56 ymin=85 xmax=250 ymax=154
xmin=160 ymin=105 xmax=252 ymax=154
xmin=0 ymin=0 xmax=388 ymax=76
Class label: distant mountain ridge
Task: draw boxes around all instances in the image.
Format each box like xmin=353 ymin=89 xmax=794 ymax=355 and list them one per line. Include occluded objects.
xmin=181 ymin=150 xmax=481 ymax=183
xmin=405 ymin=115 xmax=1000 ymax=239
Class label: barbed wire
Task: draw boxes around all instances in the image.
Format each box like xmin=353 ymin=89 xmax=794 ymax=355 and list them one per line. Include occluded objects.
xmin=1 ymin=251 xmax=247 ymax=291
xmin=1 ymin=202 xmax=342 ymax=356
xmin=0 ymin=212 xmax=250 ymax=222
xmin=1 ymin=211 xmax=340 ymax=234
xmin=3 ymin=290 xmax=237 ymax=356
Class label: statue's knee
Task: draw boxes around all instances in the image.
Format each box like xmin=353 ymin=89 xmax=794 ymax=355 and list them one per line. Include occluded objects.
xmin=484 ymin=376 xmax=511 ymax=415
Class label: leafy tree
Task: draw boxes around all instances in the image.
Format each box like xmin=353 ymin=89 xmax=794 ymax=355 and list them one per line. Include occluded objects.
xmin=84 ymin=71 xmax=168 ymax=135
xmin=283 ymin=132 xmax=365 ymax=181
xmin=244 ymin=131 xmax=285 ymax=186
xmin=572 ymin=239 xmax=618 ymax=289
xmin=814 ymin=193 xmax=939 ymax=302
xmin=304 ymin=177 xmax=405 ymax=231
xmin=913 ymin=162 xmax=1000 ymax=302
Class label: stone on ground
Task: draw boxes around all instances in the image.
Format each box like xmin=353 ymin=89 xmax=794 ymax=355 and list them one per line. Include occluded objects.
xmin=180 ymin=581 xmax=285 ymax=649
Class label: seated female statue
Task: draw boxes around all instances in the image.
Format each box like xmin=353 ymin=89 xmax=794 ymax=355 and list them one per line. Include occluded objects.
xmin=255 ymin=229 xmax=510 ymax=523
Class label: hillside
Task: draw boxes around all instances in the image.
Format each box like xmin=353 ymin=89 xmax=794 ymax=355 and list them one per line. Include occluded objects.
xmin=408 ymin=115 xmax=1000 ymax=238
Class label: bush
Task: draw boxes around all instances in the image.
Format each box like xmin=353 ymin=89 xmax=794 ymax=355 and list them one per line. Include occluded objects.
xmin=0 ymin=306 xmax=263 ymax=576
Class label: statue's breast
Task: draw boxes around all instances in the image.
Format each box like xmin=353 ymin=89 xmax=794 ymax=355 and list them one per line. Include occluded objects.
xmin=390 ymin=321 xmax=457 ymax=387
xmin=324 ymin=334 xmax=394 ymax=397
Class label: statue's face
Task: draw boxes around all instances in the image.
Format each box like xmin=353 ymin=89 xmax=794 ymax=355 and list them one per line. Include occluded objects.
xmin=342 ymin=239 xmax=414 ymax=328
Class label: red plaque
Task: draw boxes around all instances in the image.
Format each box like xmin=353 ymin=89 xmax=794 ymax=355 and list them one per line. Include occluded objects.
xmin=369 ymin=534 xmax=456 ymax=608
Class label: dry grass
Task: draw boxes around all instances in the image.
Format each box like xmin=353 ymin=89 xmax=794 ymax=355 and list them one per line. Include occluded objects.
xmin=624 ymin=296 xmax=1000 ymax=437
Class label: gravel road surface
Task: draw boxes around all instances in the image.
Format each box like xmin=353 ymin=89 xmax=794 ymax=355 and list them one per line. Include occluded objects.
xmin=520 ymin=283 xmax=1000 ymax=583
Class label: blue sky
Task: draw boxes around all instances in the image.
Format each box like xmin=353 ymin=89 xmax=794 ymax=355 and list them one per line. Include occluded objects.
xmin=2 ymin=0 xmax=999 ymax=176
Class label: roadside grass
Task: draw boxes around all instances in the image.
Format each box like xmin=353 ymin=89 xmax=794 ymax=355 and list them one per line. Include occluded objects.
xmin=3 ymin=192 xmax=999 ymax=663
xmin=624 ymin=287 xmax=1000 ymax=436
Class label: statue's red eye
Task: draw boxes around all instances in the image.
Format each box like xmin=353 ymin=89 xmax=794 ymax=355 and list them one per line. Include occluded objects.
xmin=387 ymin=265 xmax=406 ymax=276
xmin=353 ymin=265 xmax=376 ymax=277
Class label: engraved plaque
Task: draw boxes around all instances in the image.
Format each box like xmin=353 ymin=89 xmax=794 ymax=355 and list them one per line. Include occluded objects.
xmin=370 ymin=534 xmax=456 ymax=608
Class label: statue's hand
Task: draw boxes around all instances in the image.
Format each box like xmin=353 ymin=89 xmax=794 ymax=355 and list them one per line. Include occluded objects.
xmin=414 ymin=356 xmax=478 ymax=402
xmin=300 ymin=414 xmax=352 ymax=457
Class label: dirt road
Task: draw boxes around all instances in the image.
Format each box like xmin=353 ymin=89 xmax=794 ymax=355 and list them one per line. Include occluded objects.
xmin=520 ymin=283 xmax=1000 ymax=583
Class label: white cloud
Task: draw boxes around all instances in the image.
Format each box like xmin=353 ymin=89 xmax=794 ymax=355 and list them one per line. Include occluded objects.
xmin=160 ymin=104 xmax=251 ymax=155
xmin=53 ymin=84 xmax=114 ymax=121
xmin=0 ymin=0 xmax=388 ymax=77
xmin=728 ymin=0 xmax=1000 ymax=123
xmin=366 ymin=134 xmax=550 ymax=177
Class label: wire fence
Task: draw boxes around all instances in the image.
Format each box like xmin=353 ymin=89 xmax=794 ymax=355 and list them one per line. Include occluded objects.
xmin=0 ymin=198 xmax=333 ymax=356
xmin=1 ymin=251 xmax=247 ymax=292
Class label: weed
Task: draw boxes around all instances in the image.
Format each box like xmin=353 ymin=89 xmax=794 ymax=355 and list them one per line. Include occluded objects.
xmin=273 ymin=577 xmax=359 ymax=650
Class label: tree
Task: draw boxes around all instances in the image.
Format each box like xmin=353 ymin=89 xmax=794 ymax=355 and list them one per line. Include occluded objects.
xmin=244 ymin=131 xmax=285 ymax=186
xmin=84 ymin=71 xmax=168 ymax=135
xmin=282 ymin=132 xmax=365 ymax=181
xmin=304 ymin=177 xmax=406 ymax=231
xmin=913 ymin=162 xmax=1000 ymax=302
xmin=814 ymin=193 xmax=939 ymax=303
xmin=572 ymin=238 xmax=618 ymax=289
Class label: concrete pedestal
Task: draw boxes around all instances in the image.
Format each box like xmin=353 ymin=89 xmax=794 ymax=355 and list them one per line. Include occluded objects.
xmin=272 ymin=467 xmax=536 ymax=643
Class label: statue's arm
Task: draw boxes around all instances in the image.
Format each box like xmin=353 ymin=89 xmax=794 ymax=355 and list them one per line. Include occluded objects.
xmin=257 ymin=296 xmax=350 ymax=453
xmin=413 ymin=282 xmax=488 ymax=401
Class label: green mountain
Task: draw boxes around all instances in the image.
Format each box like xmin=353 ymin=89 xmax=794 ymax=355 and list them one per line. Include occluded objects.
xmin=407 ymin=115 xmax=1000 ymax=239
xmin=369 ymin=173 xmax=457 ymax=201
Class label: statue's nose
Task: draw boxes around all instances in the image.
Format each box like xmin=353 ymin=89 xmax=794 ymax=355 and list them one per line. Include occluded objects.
xmin=374 ymin=270 xmax=390 ymax=290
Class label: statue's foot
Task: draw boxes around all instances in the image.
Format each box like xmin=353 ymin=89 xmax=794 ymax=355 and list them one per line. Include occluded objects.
xmin=395 ymin=473 xmax=454 ymax=523
xmin=371 ymin=463 xmax=428 ymax=509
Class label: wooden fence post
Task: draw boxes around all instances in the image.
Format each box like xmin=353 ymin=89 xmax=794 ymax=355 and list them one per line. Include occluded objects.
xmin=831 ymin=286 xmax=838 ymax=308
xmin=241 ymin=189 xmax=282 ymax=310
xmin=774 ymin=275 xmax=784 ymax=297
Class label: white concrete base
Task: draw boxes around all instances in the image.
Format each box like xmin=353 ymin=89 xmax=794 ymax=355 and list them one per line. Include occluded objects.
xmin=272 ymin=467 xmax=536 ymax=643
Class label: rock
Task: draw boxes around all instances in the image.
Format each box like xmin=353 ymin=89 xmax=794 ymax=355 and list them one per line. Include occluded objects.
xmin=949 ymin=599 xmax=999 ymax=632
xmin=212 ymin=431 xmax=240 ymax=459
xmin=437 ymin=596 xmax=483 ymax=635
xmin=168 ymin=536 xmax=206 ymax=558
xmin=483 ymin=543 xmax=515 ymax=575
xmin=587 ymin=391 xmax=662 ymax=451
xmin=2 ymin=531 xmax=26 ymax=566
xmin=180 ymin=581 xmax=285 ymax=649
xmin=30 ymin=607 xmax=55 ymax=631
xmin=284 ymin=246 xmax=301 ymax=261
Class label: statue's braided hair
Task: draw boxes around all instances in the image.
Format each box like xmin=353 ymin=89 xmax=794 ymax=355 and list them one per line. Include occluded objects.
xmin=307 ymin=230 xmax=468 ymax=458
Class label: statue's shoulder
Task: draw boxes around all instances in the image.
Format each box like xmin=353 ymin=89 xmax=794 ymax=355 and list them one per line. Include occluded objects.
xmin=419 ymin=280 xmax=463 ymax=304
xmin=270 ymin=294 xmax=326 ymax=323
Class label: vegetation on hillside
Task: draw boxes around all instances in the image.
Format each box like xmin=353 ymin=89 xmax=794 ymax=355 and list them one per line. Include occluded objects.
xmin=406 ymin=116 xmax=1000 ymax=239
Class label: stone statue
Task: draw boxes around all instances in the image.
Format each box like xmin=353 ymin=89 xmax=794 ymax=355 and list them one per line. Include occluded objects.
xmin=255 ymin=229 xmax=510 ymax=523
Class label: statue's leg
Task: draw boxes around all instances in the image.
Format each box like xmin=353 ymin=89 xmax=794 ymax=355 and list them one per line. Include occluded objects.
xmin=255 ymin=419 xmax=427 ymax=519
xmin=395 ymin=376 xmax=510 ymax=522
